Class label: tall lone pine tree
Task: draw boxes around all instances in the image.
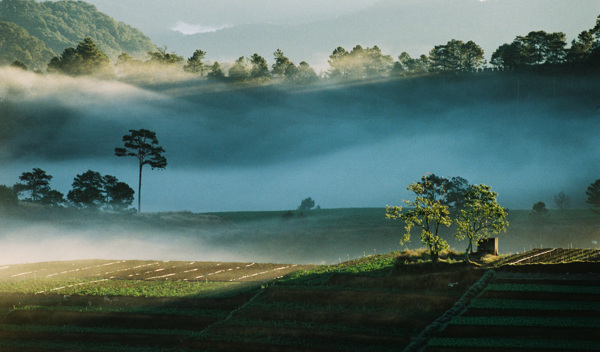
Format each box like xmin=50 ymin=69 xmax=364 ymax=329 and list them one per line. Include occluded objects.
xmin=115 ymin=129 xmax=167 ymax=212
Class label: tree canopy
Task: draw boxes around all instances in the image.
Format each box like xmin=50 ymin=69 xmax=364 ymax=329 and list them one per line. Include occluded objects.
xmin=386 ymin=176 xmax=452 ymax=265
xmin=454 ymin=184 xmax=508 ymax=259
xmin=67 ymin=170 xmax=134 ymax=211
xmin=47 ymin=37 xmax=112 ymax=76
xmin=0 ymin=20 xmax=54 ymax=70
xmin=0 ymin=0 xmax=156 ymax=58
xmin=13 ymin=168 xmax=53 ymax=203
xmin=115 ymin=129 xmax=167 ymax=212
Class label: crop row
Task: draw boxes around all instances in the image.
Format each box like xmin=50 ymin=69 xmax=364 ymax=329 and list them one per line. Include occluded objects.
xmin=485 ymin=283 xmax=600 ymax=294
xmin=246 ymin=297 xmax=401 ymax=314
xmin=0 ymin=277 xmax=245 ymax=297
xmin=217 ymin=317 xmax=414 ymax=337
xmin=449 ymin=316 xmax=600 ymax=328
xmin=493 ymin=249 xmax=600 ymax=266
xmin=14 ymin=305 xmax=230 ymax=318
xmin=196 ymin=330 xmax=404 ymax=352
xmin=0 ymin=323 xmax=200 ymax=337
xmin=468 ymin=298 xmax=600 ymax=311
xmin=0 ymin=339 xmax=172 ymax=352
xmin=277 ymin=252 xmax=399 ymax=286
xmin=427 ymin=337 xmax=600 ymax=350
xmin=0 ymin=260 xmax=310 ymax=285
xmin=493 ymin=249 xmax=549 ymax=266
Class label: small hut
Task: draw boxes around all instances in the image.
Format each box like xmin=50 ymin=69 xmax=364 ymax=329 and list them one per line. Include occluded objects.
xmin=477 ymin=237 xmax=498 ymax=256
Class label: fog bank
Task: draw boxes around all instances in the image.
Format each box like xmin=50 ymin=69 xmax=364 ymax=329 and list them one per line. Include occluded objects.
xmin=1 ymin=68 xmax=599 ymax=212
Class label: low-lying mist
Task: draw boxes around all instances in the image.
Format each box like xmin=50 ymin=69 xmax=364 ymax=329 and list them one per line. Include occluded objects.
xmin=2 ymin=207 xmax=599 ymax=266
xmin=1 ymin=67 xmax=598 ymax=212
xmin=0 ymin=209 xmax=404 ymax=265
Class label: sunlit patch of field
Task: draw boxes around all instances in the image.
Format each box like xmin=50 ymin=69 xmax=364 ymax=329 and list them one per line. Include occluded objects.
xmin=0 ymin=260 xmax=311 ymax=298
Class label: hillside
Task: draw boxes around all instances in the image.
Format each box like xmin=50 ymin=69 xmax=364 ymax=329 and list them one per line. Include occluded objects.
xmin=0 ymin=251 xmax=597 ymax=351
xmin=0 ymin=0 xmax=156 ymax=62
xmin=0 ymin=21 xmax=54 ymax=70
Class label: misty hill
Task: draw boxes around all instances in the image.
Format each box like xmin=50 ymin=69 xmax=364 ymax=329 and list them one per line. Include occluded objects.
xmin=0 ymin=21 xmax=54 ymax=70
xmin=0 ymin=0 xmax=156 ymax=61
xmin=97 ymin=0 xmax=598 ymax=66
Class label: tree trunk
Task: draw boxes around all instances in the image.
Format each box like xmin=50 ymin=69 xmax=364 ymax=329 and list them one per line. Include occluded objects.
xmin=431 ymin=251 xmax=439 ymax=268
xmin=138 ymin=162 xmax=142 ymax=213
xmin=465 ymin=240 xmax=473 ymax=262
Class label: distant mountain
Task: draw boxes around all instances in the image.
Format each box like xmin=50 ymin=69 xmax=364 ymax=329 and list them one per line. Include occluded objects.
xmin=0 ymin=0 xmax=156 ymax=61
xmin=92 ymin=0 xmax=598 ymax=71
xmin=0 ymin=21 xmax=54 ymax=70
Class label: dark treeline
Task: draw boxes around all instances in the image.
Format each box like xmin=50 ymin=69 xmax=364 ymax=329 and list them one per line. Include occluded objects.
xmin=2 ymin=10 xmax=599 ymax=83
xmin=0 ymin=167 xmax=135 ymax=213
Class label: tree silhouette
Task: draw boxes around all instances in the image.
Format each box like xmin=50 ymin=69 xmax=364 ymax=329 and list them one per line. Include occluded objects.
xmin=298 ymin=197 xmax=316 ymax=211
xmin=115 ymin=129 xmax=167 ymax=212
xmin=13 ymin=168 xmax=53 ymax=202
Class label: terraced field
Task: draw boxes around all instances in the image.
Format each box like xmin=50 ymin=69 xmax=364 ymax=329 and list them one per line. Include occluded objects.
xmin=0 ymin=252 xmax=484 ymax=351
xmin=426 ymin=257 xmax=600 ymax=352
xmin=492 ymin=248 xmax=600 ymax=266
xmin=0 ymin=249 xmax=597 ymax=351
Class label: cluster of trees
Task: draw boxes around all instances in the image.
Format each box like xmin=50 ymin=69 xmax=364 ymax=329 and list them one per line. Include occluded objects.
xmin=4 ymin=12 xmax=600 ymax=82
xmin=0 ymin=167 xmax=134 ymax=212
xmin=0 ymin=129 xmax=168 ymax=214
xmin=386 ymin=174 xmax=509 ymax=264
xmin=47 ymin=37 xmax=112 ymax=76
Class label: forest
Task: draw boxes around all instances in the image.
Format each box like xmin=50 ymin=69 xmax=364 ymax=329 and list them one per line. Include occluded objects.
xmin=0 ymin=0 xmax=598 ymax=82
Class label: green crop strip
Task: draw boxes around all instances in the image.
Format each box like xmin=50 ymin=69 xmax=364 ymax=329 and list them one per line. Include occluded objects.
xmin=0 ymin=323 xmax=201 ymax=337
xmin=245 ymin=299 xmax=439 ymax=319
xmin=0 ymin=339 xmax=172 ymax=352
xmin=428 ymin=337 xmax=600 ymax=350
xmin=486 ymin=283 xmax=600 ymax=294
xmin=200 ymin=332 xmax=406 ymax=352
xmin=450 ymin=316 xmax=600 ymax=328
xmin=278 ymin=254 xmax=398 ymax=286
xmin=0 ymin=278 xmax=244 ymax=297
xmin=219 ymin=317 xmax=415 ymax=336
xmin=469 ymin=299 xmax=600 ymax=311
xmin=248 ymin=299 xmax=395 ymax=314
xmin=15 ymin=305 xmax=229 ymax=318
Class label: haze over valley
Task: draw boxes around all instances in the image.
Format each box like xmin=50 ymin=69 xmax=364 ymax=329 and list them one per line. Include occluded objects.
xmin=1 ymin=0 xmax=600 ymax=265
